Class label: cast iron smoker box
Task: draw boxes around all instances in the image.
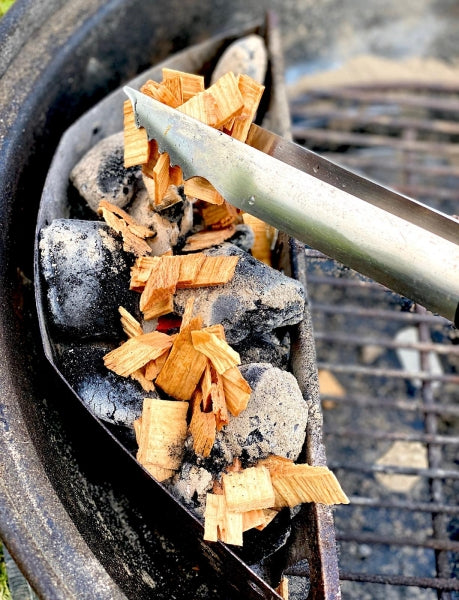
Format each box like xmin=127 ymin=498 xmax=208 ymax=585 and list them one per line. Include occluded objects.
xmin=0 ymin=4 xmax=340 ymax=599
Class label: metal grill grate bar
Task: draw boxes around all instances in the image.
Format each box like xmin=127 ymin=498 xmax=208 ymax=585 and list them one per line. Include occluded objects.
xmin=292 ymin=80 xmax=459 ymax=597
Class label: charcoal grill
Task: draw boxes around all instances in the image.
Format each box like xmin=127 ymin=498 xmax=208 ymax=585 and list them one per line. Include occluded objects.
xmin=289 ymin=79 xmax=459 ymax=597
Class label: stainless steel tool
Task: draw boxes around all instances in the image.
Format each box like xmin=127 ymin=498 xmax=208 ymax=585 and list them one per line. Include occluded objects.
xmin=124 ymin=87 xmax=459 ymax=326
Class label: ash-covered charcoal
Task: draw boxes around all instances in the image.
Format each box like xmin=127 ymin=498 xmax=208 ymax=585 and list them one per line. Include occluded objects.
xmin=233 ymin=330 xmax=291 ymax=370
xmin=173 ymin=243 xmax=305 ymax=344
xmin=127 ymin=189 xmax=193 ymax=255
xmin=217 ymin=363 xmax=308 ymax=466
xmin=227 ymin=223 xmax=255 ymax=252
xmin=39 ymin=219 xmax=139 ymax=340
xmin=168 ymin=362 xmax=308 ymax=517
xmin=70 ymin=131 xmax=142 ymax=212
xmin=210 ymin=34 xmax=268 ymax=85
xmin=168 ymin=462 xmax=214 ymax=517
xmin=56 ymin=342 xmax=151 ymax=428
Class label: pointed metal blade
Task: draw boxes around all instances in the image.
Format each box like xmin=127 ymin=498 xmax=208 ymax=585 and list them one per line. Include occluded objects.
xmin=124 ymin=86 xmax=459 ymax=325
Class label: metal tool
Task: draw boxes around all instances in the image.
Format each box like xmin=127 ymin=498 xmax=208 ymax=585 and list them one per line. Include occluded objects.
xmin=124 ymin=87 xmax=459 ymax=326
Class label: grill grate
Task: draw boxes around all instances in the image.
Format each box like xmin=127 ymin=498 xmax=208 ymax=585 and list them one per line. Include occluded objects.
xmin=289 ymin=81 xmax=459 ymax=598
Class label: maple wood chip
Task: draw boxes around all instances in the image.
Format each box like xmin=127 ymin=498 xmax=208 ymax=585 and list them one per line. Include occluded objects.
xmin=222 ymin=466 xmax=275 ymax=513
xmin=242 ymin=509 xmax=269 ymax=532
xmin=260 ymin=459 xmax=349 ymax=507
xmin=189 ymin=391 xmax=216 ymax=458
xmin=242 ymin=213 xmax=276 ymax=266
xmin=221 ymin=366 xmax=252 ymax=416
xmin=130 ymin=256 xmax=159 ymax=291
xmin=140 ymin=79 xmax=181 ymax=108
xmin=103 ymin=331 xmax=173 ymax=377
xmin=162 ymin=68 xmax=205 ymax=102
xmin=182 ymin=226 xmax=237 ymax=252
xmin=123 ymin=100 xmax=150 ymax=167
xmin=183 ymin=176 xmax=225 ymax=205
xmin=98 ymin=200 xmax=153 ymax=256
xmin=203 ymin=493 xmax=243 ymax=546
xmin=153 ymin=152 xmax=171 ymax=205
xmin=155 ymin=316 xmax=208 ymax=400
xmin=136 ymin=397 xmax=188 ymax=480
xmin=182 ymin=255 xmax=239 ymax=288
xmin=229 ymin=74 xmax=265 ymax=142
xmin=139 ymin=256 xmax=180 ymax=314
xmin=200 ymin=201 xmax=240 ymax=229
xmin=192 ymin=328 xmax=240 ymax=374
xmin=118 ymin=306 xmax=143 ymax=338
xmin=130 ymin=368 xmax=156 ymax=392
xmin=142 ymin=294 xmax=175 ymax=321
xmin=276 ymin=577 xmax=289 ymax=600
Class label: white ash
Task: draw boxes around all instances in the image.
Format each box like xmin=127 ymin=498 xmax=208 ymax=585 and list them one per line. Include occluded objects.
xmin=39 ymin=219 xmax=139 ymax=340
xmin=173 ymin=243 xmax=305 ymax=344
xmin=70 ymin=131 xmax=142 ymax=212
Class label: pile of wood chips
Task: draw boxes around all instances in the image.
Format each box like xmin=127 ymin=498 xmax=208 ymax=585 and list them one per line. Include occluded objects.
xmin=98 ymin=67 xmax=348 ymax=560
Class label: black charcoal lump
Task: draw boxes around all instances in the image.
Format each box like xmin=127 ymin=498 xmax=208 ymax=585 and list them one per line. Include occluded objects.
xmin=173 ymin=243 xmax=305 ymax=344
xmin=70 ymin=131 xmax=142 ymax=212
xmin=39 ymin=219 xmax=139 ymax=340
xmin=57 ymin=343 xmax=152 ymax=427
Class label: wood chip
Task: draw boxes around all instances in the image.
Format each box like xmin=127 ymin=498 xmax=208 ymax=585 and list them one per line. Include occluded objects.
xmin=130 ymin=368 xmax=156 ymax=392
xmin=142 ymin=295 xmax=175 ymax=321
xmin=200 ymin=200 xmax=240 ymax=229
xmin=139 ymin=255 xmax=181 ymax=314
xmin=221 ymin=366 xmax=252 ymax=416
xmin=98 ymin=200 xmax=154 ymax=256
xmin=205 ymin=71 xmax=244 ymax=129
xmin=203 ymin=493 xmax=243 ymax=546
xmin=176 ymin=253 xmax=206 ymax=286
xmin=140 ymin=79 xmax=181 ymax=108
xmin=152 ymin=152 xmax=171 ymax=205
xmin=242 ymin=213 xmax=276 ymax=265
xmin=222 ymin=466 xmax=275 ymax=513
xmin=261 ymin=459 xmax=350 ymax=507
xmin=242 ymin=509 xmax=269 ymax=532
xmin=228 ymin=74 xmax=265 ymax=142
xmin=123 ymin=99 xmax=150 ymax=167
xmin=162 ymin=68 xmax=205 ymax=102
xmin=209 ymin=364 xmax=229 ymax=430
xmin=141 ymin=139 xmax=160 ymax=178
xmin=177 ymin=71 xmax=243 ymax=129
xmin=183 ymin=176 xmax=224 ymax=205
xmin=180 ymin=255 xmax=239 ymax=288
xmin=276 ymin=577 xmax=289 ymax=600
xmin=182 ymin=225 xmax=236 ymax=252
xmin=118 ymin=306 xmax=143 ymax=338
xmin=191 ymin=328 xmax=240 ymax=374
xmin=103 ymin=331 xmax=173 ymax=377
xmin=189 ymin=390 xmax=216 ymax=458
xmin=136 ymin=397 xmax=188 ymax=481
xmin=155 ymin=316 xmax=208 ymax=400
xmin=130 ymin=256 xmax=159 ymax=291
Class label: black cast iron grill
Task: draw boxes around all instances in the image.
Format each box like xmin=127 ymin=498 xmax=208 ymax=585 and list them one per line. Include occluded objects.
xmin=288 ymin=81 xmax=459 ymax=598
